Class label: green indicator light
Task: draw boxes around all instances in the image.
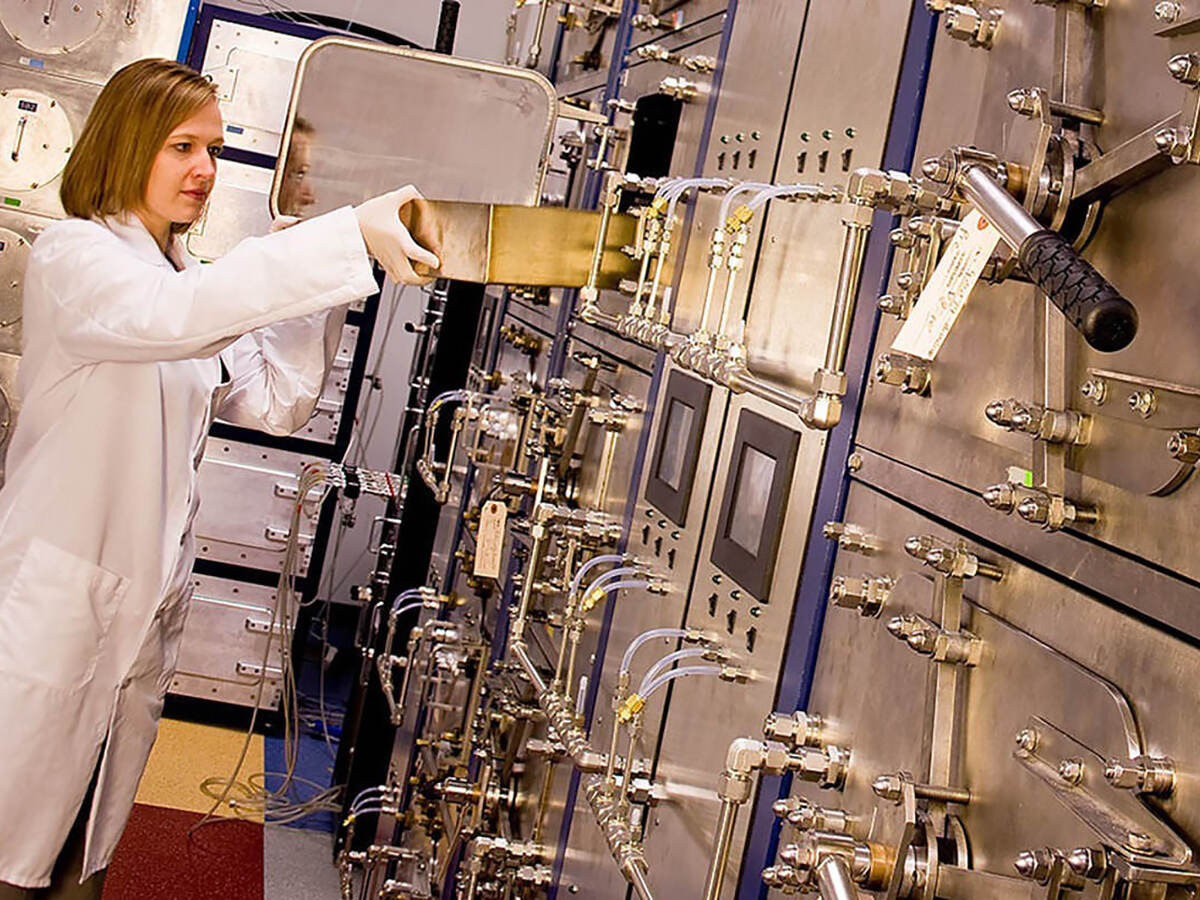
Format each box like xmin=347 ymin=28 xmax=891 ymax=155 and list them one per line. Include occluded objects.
xmin=3 ymin=197 xmax=20 ymax=207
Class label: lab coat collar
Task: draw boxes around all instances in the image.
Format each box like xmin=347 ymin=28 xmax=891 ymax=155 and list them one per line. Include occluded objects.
xmin=98 ymin=214 xmax=196 ymax=271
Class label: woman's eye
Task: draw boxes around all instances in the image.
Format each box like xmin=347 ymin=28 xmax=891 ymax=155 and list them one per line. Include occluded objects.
xmin=174 ymin=142 xmax=191 ymax=152
xmin=208 ymin=145 xmax=223 ymax=158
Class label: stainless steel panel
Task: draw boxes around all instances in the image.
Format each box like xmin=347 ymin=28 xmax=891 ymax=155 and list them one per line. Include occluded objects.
xmin=194 ymin=439 xmax=324 ymax=575
xmin=642 ymin=391 xmax=828 ymax=900
xmin=856 ymin=1 xmax=1200 ymax=581
xmin=670 ymin=0 xmax=809 ymax=335
xmin=200 ymin=18 xmax=312 ymax=157
xmin=778 ymin=479 xmax=1200 ymax=896
xmin=0 ymin=0 xmax=192 ymax=86
xmin=292 ymin=322 xmax=358 ymax=445
xmin=0 ymin=349 xmax=17 ymax=486
xmin=0 ymin=206 xmax=47 ymax=354
xmin=630 ymin=0 xmax=728 ymax=49
xmin=169 ymin=574 xmax=284 ymax=710
xmin=273 ymin=38 xmax=557 ymax=217
xmin=744 ymin=0 xmax=915 ymax=389
xmin=0 ymin=64 xmax=98 ymax=220
xmin=185 ymin=158 xmax=273 ymax=262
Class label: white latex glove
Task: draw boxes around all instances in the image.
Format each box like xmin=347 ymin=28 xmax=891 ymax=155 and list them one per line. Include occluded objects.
xmin=269 ymin=215 xmax=300 ymax=233
xmin=354 ymin=185 xmax=441 ymax=285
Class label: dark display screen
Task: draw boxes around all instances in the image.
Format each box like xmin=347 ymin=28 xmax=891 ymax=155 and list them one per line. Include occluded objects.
xmin=656 ymin=398 xmax=695 ymax=491
xmin=726 ymin=445 xmax=776 ymax=553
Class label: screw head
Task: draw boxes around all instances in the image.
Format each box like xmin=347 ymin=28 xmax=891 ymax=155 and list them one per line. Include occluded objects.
xmin=982 ymin=483 xmax=1016 ymax=512
xmin=872 ymin=773 xmax=903 ymax=801
xmin=1080 ymin=378 xmax=1107 ymax=405
xmin=1128 ymin=389 xmax=1158 ymax=419
xmin=1126 ymin=830 xmax=1154 ymax=853
xmin=921 ymin=156 xmax=950 ymax=183
xmin=1058 ymin=757 xmax=1085 ymax=785
xmin=1007 ymin=88 xmax=1038 ymax=117
xmin=1015 ymin=728 xmax=1039 ymax=752
xmin=1016 ymin=496 xmax=1049 ymax=524
xmin=1156 ymin=1 xmax=1182 ymax=22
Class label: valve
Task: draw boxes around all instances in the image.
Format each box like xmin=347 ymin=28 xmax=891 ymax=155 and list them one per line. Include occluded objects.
xmin=875 ymin=352 xmax=931 ymax=395
xmin=905 ymin=534 xmax=1003 ymax=581
xmin=1103 ymin=755 xmax=1176 ymax=798
xmin=926 ymin=1 xmax=1003 ymax=49
xmin=985 ymin=397 xmax=1091 ymax=445
xmin=823 ymin=521 xmax=881 ymax=554
xmin=764 ymin=711 xmax=827 ymax=750
xmin=829 ymin=573 xmax=893 ymax=617
xmin=887 ymin=613 xmax=984 ymax=666
xmin=659 ymin=76 xmax=700 ymax=102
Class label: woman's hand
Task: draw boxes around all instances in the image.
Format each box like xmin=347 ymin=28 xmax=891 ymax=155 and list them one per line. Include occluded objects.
xmin=354 ymin=186 xmax=441 ymax=285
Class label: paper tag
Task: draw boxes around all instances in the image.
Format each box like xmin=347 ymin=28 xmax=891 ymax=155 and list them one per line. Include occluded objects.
xmin=474 ymin=500 xmax=507 ymax=580
xmin=890 ymin=209 xmax=1000 ymax=361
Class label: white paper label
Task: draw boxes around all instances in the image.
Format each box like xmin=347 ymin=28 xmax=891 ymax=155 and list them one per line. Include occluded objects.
xmin=890 ymin=209 xmax=1001 ymax=361
xmin=474 ymin=500 xmax=507 ymax=580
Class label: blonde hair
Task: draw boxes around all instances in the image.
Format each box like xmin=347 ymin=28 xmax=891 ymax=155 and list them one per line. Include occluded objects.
xmin=61 ymin=58 xmax=217 ymax=231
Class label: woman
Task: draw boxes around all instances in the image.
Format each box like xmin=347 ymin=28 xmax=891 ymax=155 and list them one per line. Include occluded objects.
xmin=0 ymin=58 xmax=438 ymax=897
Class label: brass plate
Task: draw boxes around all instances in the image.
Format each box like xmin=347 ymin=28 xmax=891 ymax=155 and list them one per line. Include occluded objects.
xmin=402 ymin=199 xmax=643 ymax=289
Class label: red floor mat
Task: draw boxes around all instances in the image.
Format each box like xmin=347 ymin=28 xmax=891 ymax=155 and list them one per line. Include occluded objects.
xmin=102 ymin=805 xmax=263 ymax=900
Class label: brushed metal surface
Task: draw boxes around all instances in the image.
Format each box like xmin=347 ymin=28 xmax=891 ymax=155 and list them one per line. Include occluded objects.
xmin=644 ymin=391 xmax=828 ymax=900
xmin=200 ymin=18 xmax=313 ymax=158
xmin=0 ymin=64 xmax=98 ymax=220
xmin=402 ymin=199 xmax=642 ymax=289
xmin=273 ymin=39 xmax=556 ymax=217
xmin=857 ymin=1 xmax=1200 ymax=580
xmin=195 ymin=439 xmax=325 ymax=575
xmin=0 ymin=0 xmax=192 ymax=86
xmin=169 ymin=574 xmax=284 ymax=710
xmin=777 ymin=480 xmax=1200 ymax=895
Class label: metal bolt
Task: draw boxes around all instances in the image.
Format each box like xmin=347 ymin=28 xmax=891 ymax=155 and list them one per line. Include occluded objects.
xmin=982 ymin=483 xmax=1017 ymax=512
xmin=1167 ymin=431 xmax=1200 ymax=464
xmin=1016 ymin=496 xmax=1049 ymax=525
xmin=1015 ymin=728 xmax=1039 ymax=752
xmin=1007 ymin=88 xmax=1039 ymax=117
xmin=1169 ymin=52 xmax=1200 ymax=85
xmin=1156 ymin=1 xmax=1182 ymax=22
xmin=847 ymin=453 xmax=863 ymax=473
xmin=1155 ymin=126 xmax=1193 ymax=163
xmin=1079 ymin=378 xmax=1107 ymax=405
xmin=1127 ymin=830 xmax=1154 ymax=853
xmin=872 ymin=773 xmax=903 ymax=801
xmin=1058 ymin=757 xmax=1085 ymax=785
xmin=1128 ymin=389 xmax=1158 ymax=419
xmin=1013 ymin=849 xmax=1053 ymax=884
xmin=1066 ymin=847 xmax=1107 ymax=881
xmin=921 ymin=156 xmax=951 ymax=183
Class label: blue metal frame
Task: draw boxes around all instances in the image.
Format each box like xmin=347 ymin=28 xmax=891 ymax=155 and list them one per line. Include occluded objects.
xmin=733 ymin=6 xmax=939 ymax=898
xmin=175 ymin=0 xmax=203 ymax=63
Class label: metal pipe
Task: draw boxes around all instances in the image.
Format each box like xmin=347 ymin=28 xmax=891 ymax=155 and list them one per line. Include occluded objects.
xmin=511 ymin=640 xmax=548 ymax=694
xmin=960 ymin=165 xmax=1041 ymax=249
xmin=823 ymin=220 xmax=871 ymax=374
xmin=701 ymin=798 xmax=741 ymax=900
xmin=815 ymin=856 xmax=858 ymax=900
xmin=627 ymin=860 xmax=656 ymax=900
xmin=583 ymin=175 xmax=622 ymax=298
xmin=526 ymin=0 xmax=551 ymax=68
xmin=727 ymin=369 xmax=807 ymax=415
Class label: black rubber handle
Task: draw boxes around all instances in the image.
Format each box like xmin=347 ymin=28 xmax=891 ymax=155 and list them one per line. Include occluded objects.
xmin=1018 ymin=230 xmax=1138 ymax=352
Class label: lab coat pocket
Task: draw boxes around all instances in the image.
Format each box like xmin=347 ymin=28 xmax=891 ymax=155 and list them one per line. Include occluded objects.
xmin=0 ymin=538 xmax=130 ymax=689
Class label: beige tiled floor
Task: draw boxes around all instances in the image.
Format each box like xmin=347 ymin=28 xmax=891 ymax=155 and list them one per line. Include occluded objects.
xmin=135 ymin=718 xmax=265 ymax=823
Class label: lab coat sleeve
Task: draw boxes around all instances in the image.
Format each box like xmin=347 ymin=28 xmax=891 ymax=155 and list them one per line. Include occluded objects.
xmin=29 ymin=207 xmax=377 ymax=364
xmin=216 ymin=306 xmax=349 ymax=436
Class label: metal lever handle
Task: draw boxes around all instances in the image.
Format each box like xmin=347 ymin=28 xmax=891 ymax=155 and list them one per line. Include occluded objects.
xmin=960 ymin=166 xmax=1137 ymax=352
xmin=1017 ymin=230 xmax=1138 ymax=352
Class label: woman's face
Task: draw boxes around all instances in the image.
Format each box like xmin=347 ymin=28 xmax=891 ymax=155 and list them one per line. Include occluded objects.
xmin=139 ymin=99 xmax=224 ymax=239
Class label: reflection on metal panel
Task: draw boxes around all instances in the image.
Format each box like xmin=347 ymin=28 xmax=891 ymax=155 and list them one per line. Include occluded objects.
xmin=194 ymin=441 xmax=323 ymax=575
xmin=0 ymin=0 xmax=193 ymax=86
xmin=272 ymin=38 xmax=557 ymax=218
xmin=200 ymin=18 xmax=313 ymax=157
xmin=171 ymin=574 xmax=284 ymax=709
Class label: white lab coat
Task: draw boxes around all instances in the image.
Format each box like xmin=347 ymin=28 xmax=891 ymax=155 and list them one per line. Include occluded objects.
xmin=0 ymin=207 xmax=377 ymax=887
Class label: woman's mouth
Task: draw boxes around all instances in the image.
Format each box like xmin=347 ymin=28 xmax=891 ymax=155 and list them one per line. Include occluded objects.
xmin=183 ymin=189 xmax=208 ymax=201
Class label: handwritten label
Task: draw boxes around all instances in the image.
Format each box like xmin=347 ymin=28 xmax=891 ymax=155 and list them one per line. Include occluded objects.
xmin=891 ymin=209 xmax=1000 ymax=361
xmin=474 ymin=500 xmax=507 ymax=580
